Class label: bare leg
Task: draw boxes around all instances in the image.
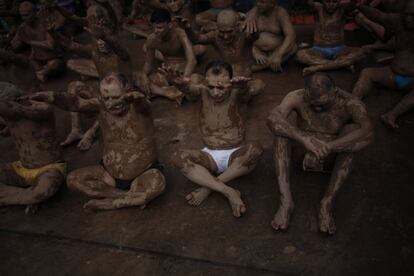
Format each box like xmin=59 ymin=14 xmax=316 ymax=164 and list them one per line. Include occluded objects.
xmin=296 ymin=47 xmax=329 ymax=66
xmin=148 ymin=73 xmax=184 ymax=104
xmin=302 ymin=47 xmax=368 ymax=76
xmin=352 ymin=66 xmax=396 ymax=99
xmin=185 ymin=142 xmax=263 ymax=206
xmin=66 ymin=58 xmax=99 ymax=79
xmin=83 ymin=169 xmax=166 ymax=211
xmin=252 ymin=43 xmax=298 ymax=73
xmin=172 ymin=149 xmax=246 ymax=217
xmin=61 ymin=112 xmax=84 ymax=146
xmin=382 ymin=90 xmax=414 ymax=129
xmin=0 ymin=168 xmax=63 ymax=215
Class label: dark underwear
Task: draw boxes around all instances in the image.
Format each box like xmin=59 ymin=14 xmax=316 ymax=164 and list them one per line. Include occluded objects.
xmin=100 ymin=160 xmax=164 ymax=190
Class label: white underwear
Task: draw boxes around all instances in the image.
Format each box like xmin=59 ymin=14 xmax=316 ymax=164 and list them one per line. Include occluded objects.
xmin=202 ymin=147 xmax=240 ymax=174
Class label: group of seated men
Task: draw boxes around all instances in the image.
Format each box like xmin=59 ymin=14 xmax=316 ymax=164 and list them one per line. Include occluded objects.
xmin=0 ymin=0 xmax=412 ymax=236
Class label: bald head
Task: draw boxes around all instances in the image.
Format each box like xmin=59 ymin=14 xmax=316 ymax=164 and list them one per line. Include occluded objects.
xmin=305 ymin=73 xmax=336 ymax=98
xmin=19 ymin=1 xmax=36 ymax=20
xmin=217 ymin=10 xmax=239 ymax=28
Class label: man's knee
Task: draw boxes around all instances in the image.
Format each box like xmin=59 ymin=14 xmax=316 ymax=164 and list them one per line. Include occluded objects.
xmin=144 ymin=169 xmax=166 ymax=200
xmin=66 ymin=170 xmax=82 ymax=191
xmin=30 ymin=169 xmax=63 ymax=203
xmin=249 ymin=79 xmax=266 ymax=95
xmin=296 ymin=49 xmax=310 ymax=63
xmin=171 ymin=150 xmax=192 ymax=169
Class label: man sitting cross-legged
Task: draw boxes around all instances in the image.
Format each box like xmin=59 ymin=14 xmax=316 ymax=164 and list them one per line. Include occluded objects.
xmin=165 ymin=61 xmax=263 ymax=217
xmin=0 ymin=82 xmax=65 ymax=215
xmin=25 ymin=73 xmax=166 ymax=211
xmin=267 ymin=73 xmax=373 ymax=234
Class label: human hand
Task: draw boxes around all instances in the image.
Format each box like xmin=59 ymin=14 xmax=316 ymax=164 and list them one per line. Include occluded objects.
xmin=242 ymin=17 xmax=257 ymax=34
xmin=121 ymin=91 xmax=146 ymax=103
xmin=302 ymin=136 xmax=330 ymax=160
xmin=252 ymin=46 xmax=269 ymax=65
xmin=18 ymin=91 xmax=55 ymax=103
xmin=173 ymin=16 xmax=191 ymax=30
xmin=230 ymin=76 xmax=252 ymax=88
xmin=269 ymin=54 xmax=283 ymax=72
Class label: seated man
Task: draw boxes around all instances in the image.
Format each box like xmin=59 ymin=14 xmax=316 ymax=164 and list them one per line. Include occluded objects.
xmin=196 ymin=0 xmax=233 ymax=32
xmin=296 ymin=0 xmax=368 ymax=76
xmin=0 ymin=82 xmax=65 ymax=215
xmin=353 ymin=2 xmax=414 ymax=129
xmin=124 ymin=0 xmax=163 ymax=38
xmin=267 ymin=73 xmax=373 ymax=234
xmin=11 ymin=2 xmax=64 ymax=82
xmin=26 ymin=73 xmax=166 ymax=211
xmin=165 ymin=61 xmax=263 ymax=217
xmin=138 ymin=9 xmax=197 ymax=104
xmin=186 ymin=9 xmax=265 ymax=96
xmin=242 ymin=0 xmax=297 ymax=72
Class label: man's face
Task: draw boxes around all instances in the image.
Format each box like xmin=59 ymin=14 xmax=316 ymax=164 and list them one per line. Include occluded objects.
xmin=100 ymin=82 xmax=129 ymax=116
xmin=304 ymin=86 xmax=336 ymax=112
xmin=218 ymin=23 xmax=237 ymax=44
xmin=323 ymin=0 xmax=340 ymax=13
xmin=19 ymin=5 xmax=35 ymax=23
xmin=256 ymin=0 xmax=275 ymax=14
xmin=403 ymin=13 xmax=414 ymax=29
xmin=206 ymin=68 xmax=232 ymax=103
xmin=153 ymin=22 xmax=170 ymax=38
xmin=165 ymin=0 xmax=185 ymax=13
xmin=96 ymin=39 xmax=110 ymax=53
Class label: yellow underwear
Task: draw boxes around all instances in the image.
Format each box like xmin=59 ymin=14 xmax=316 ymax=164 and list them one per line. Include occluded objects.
xmin=12 ymin=161 xmax=67 ymax=184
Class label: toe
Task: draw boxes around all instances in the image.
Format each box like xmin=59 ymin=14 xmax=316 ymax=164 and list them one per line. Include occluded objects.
xmin=185 ymin=193 xmax=193 ymax=201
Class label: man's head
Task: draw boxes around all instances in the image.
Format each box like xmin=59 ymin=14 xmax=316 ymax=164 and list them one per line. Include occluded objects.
xmin=150 ymin=9 xmax=172 ymax=38
xmin=205 ymin=61 xmax=233 ymax=103
xmin=165 ymin=0 xmax=186 ymax=13
xmin=0 ymin=82 xmax=23 ymax=101
xmin=403 ymin=1 xmax=414 ymax=29
xmin=19 ymin=1 xmax=36 ymax=23
xmin=304 ymin=73 xmax=337 ymax=112
xmin=217 ymin=10 xmax=239 ymax=44
xmin=256 ymin=0 xmax=276 ymax=14
xmin=322 ymin=0 xmax=340 ymax=14
xmin=86 ymin=5 xmax=110 ymax=29
xmin=99 ymin=73 xmax=130 ymax=116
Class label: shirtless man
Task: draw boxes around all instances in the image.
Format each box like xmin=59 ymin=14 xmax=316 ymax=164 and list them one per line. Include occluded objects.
xmin=25 ymin=73 xmax=166 ymax=211
xmin=124 ymin=0 xmax=162 ymax=38
xmin=138 ymin=9 xmax=197 ymax=103
xmin=267 ymin=73 xmax=373 ymax=234
xmin=186 ymin=10 xmax=265 ymax=96
xmin=353 ymin=2 xmax=414 ymax=129
xmin=296 ymin=0 xmax=368 ymax=76
xmin=166 ymin=61 xmax=263 ymax=217
xmin=0 ymin=82 xmax=65 ymax=215
xmin=242 ymin=0 xmax=297 ymax=72
xmin=196 ymin=0 xmax=233 ymax=32
xmin=11 ymin=1 xmax=64 ymax=82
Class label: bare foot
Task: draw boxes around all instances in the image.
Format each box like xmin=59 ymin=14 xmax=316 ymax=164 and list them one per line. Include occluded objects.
xmin=25 ymin=204 xmax=39 ymax=215
xmin=271 ymin=202 xmax=294 ymax=231
xmin=77 ymin=132 xmax=95 ymax=151
xmin=302 ymin=66 xmax=319 ymax=76
xmin=225 ymin=188 xmax=246 ymax=218
xmin=319 ymin=200 xmax=336 ymax=235
xmin=381 ymin=113 xmax=399 ymax=129
xmin=60 ymin=129 xmax=84 ymax=146
xmin=185 ymin=187 xmax=211 ymax=206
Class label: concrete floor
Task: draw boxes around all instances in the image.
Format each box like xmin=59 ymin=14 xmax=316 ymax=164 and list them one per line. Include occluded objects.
xmin=0 ymin=26 xmax=413 ymax=276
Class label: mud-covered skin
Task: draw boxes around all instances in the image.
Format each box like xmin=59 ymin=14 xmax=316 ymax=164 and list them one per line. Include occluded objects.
xmin=243 ymin=0 xmax=297 ymax=72
xmin=11 ymin=2 xmax=64 ymax=81
xmin=25 ymin=75 xmax=165 ymax=211
xmin=196 ymin=0 xmax=233 ymax=32
xmin=165 ymin=67 xmax=263 ymax=217
xmin=190 ymin=10 xmax=266 ymax=94
xmin=139 ymin=24 xmax=196 ymax=102
xmin=353 ymin=4 xmax=414 ymax=129
xmin=0 ymin=83 xmax=63 ymax=214
xmin=296 ymin=0 xmax=367 ymax=76
xmin=267 ymin=78 xmax=373 ymax=234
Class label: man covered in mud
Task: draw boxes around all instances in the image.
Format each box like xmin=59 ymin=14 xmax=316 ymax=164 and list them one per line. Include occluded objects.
xmin=296 ymin=0 xmax=368 ymax=76
xmin=353 ymin=1 xmax=414 ymax=129
xmin=0 ymin=82 xmax=65 ymax=215
xmin=138 ymin=9 xmax=197 ymax=103
xmin=196 ymin=0 xmax=233 ymax=32
xmin=25 ymin=73 xmax=166 ymax=211
xmin=242 ymin=0 xmax=297 ymax=72
xmin=267 ymin=73 xmax=373 ymax=234
xmin=165 ymin=61 xmax=263 ymax=217
xmin=51 ymin=3 xmax=131 ymax=150
xmin=11 ymin=1 xmax=64 ymax=82
xmin=185 ymin=9 xmax=265 ymax=96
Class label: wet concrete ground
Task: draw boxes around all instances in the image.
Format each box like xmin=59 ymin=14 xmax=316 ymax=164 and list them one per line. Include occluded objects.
xmin=0 ymin=26 xmax=413 ymax=275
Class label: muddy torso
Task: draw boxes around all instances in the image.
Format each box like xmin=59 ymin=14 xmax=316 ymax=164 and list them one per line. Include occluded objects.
xmin=314 ymin=8 xmax=345 ymax=47
xmin=391 ymin=20 xmax=414 ymax=76
xmin=98 ymin=102 xmax=157 ymax=180
xmin=296 ymin=90 xmax=352 ymax=138
xmin=200 ymin=90 xmax=244 ymax=149
xmin=213 ymin=33 xmax=252 ymax=77
xmin=255 ymin=8 xmax=287 ymax=52
xmin=7 ymin=115 xmax=62 ymax=169
xmin=149 ymin=28 xmax=187 ymax=59
xmin=16 ymin=20 xmax=62 ymax=61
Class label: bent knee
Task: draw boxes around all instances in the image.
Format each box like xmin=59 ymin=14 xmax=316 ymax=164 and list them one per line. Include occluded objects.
xmin=66 ymin=171 xmax=81 ymax=191
xmin=245 ymin=141 xmax=264 ymax=159
xmin=145 ymin=169 xmax=166 ymax=199
xmin=171 ymin=150 xmax=190 ymax=169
